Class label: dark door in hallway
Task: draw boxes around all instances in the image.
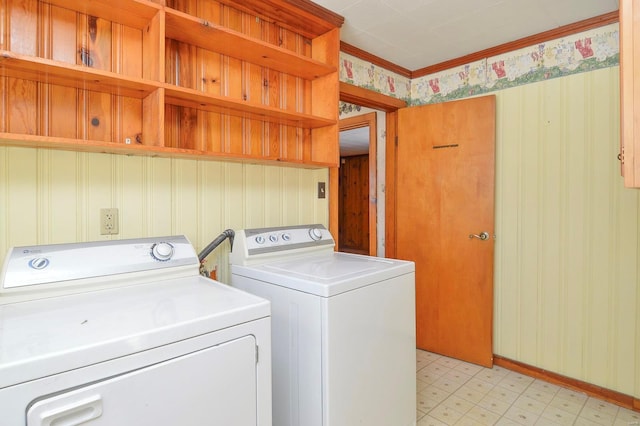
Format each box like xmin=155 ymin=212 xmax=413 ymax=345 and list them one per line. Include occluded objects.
xmin=339 ymin=154 xmax=370 ymax=254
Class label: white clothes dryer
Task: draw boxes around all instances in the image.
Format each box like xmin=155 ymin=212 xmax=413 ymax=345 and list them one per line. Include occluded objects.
xmin=229 ymin=224 xmax=416 ymax=426
xmin=0 ymin=236 xmax=271 ymax=426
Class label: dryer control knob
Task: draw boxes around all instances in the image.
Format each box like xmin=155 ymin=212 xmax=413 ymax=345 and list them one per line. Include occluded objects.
xmin=309 ymin=228 xmax=323 ymax=241
xmin=151 ymin=242 xmax=174 ymax=261
xmin=28 ymin=257 xmax=50 ymax=270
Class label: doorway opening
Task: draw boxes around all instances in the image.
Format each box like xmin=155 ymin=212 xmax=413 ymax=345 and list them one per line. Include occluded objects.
xmin=333 ymin=82 xmax=406 ymax=258
xmin=338 ymin=112 xmax=377 ymax=255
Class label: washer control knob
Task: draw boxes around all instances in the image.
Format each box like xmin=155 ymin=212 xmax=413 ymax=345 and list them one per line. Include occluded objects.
xmin=309 ymin=228 xmax=323 ymax=241
xmin=151 ymin=242 xmax=174 ymax=261
xmin=269 ymin=234 xmax=279 ymax=243
xmin=281 ymin=233 xmax=291 ymax=242
xmin=255 ymin=236 xmax=266 ymax=245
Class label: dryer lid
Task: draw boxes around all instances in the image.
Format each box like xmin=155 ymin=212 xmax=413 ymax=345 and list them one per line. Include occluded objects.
xmin=0 ymin=276 xmax=269 ymax=389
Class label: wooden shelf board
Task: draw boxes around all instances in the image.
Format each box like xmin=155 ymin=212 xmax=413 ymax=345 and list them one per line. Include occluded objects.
xmin=165 ymin=8 xmax=335 ymax=80
xmin=0 ymin=133 xmax=185 ymax=156
xmin=195 ymin=151 xmax=331 ymax=168
xmin=0 ymin=51 xmax=160 ymax=98
xmin=164 ymin=85 xmax=336 ymax=129
xmin=0 ymin=133 xmax=331 ymax=168
xmin=42 ymin=0 xmax=161 ymax=29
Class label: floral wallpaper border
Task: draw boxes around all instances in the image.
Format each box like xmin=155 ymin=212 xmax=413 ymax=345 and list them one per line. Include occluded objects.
xmin=339 ymin=23 xmax=619 ymax=107
xmin=340 ymin=53 xmax=412 ymax=103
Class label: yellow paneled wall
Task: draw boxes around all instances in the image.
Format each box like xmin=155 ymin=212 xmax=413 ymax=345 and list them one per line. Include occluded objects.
xmin=494 ymin=66 xmax=640 ymax=398
xmin=0 ymin=149 xmax=329 ymax=281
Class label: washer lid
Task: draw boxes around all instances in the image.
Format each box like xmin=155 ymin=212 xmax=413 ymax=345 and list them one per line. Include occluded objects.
xmin=0 ymin=277 xmax=269 ymax=389
xmin=232 ymin=252 xmax=414 ymax=297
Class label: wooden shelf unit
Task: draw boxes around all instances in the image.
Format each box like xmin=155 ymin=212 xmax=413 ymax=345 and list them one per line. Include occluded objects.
xmin=0 ymin=0 xmax=342 ymax=167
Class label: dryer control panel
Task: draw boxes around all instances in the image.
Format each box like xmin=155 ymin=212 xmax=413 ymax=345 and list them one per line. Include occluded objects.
xmin=230 ymin=225 xmax=334 ymax=266
xmin=0 ymin=236 xmax=198 ymax=302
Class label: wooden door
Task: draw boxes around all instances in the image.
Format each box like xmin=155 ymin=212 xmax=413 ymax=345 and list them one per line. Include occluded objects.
xmin=339 ymin=154 xmax=370 ymax=254
xmin=396 ymin=95 xmax=496 ymax=367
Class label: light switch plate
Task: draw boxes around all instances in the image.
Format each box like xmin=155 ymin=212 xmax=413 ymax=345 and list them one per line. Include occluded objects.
xmin=317 ymin=182 xmax=326 ymax=199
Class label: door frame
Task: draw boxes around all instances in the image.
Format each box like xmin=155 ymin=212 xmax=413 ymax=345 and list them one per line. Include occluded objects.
xmin=339 ymin=112 xmax=377 ymax=256
xmin=334 ymin=82 xmax=404 ymax=257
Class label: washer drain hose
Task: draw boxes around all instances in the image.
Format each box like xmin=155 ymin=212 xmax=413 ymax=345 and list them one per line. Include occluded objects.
xmin=198 ymin=229 xmax=235 ymax=263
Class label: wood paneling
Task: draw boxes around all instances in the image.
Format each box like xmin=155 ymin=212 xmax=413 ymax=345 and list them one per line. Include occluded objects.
xmin=1 ymin=0 xmax=146 ymax=142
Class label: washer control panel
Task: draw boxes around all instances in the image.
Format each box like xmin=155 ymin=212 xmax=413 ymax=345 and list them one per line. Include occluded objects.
xmin=1 ymin=235 xmax=197 ymax=291
xmin=246 ymin=226 xmax=332 ymax=251
xmin=229 ymin=225 xmax=334 ymax=265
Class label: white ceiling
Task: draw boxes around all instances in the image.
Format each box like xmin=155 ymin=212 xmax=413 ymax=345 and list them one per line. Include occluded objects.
xmin=313 ymin=0 xmax=619 ymax=71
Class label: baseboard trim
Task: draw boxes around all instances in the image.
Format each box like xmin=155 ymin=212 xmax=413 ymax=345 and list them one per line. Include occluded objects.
xmin=493 ymin=355 xmax=640 ymax=412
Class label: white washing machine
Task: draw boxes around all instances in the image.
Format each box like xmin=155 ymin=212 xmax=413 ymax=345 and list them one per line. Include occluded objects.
xmin=229 ymin=224 xmax=416 ymax=426
xmin=0 ymin=235 xmax=271 ymax=426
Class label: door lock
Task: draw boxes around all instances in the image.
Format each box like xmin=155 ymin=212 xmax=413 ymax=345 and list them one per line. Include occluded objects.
xmin=469 ymin=231 xmax=490 ymax=241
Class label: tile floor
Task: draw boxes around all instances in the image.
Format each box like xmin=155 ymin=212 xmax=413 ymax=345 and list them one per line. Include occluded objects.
xmin=416 ymin=350 xmax=640 ymax=426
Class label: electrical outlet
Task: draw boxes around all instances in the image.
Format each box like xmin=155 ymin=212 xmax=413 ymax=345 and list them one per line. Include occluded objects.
xmin=100 ymin=208 xmax=119 ymax=235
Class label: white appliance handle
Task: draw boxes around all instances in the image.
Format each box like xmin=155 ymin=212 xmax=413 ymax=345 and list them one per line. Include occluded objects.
xmin=29 ymin=394 xmax=103 ymax=426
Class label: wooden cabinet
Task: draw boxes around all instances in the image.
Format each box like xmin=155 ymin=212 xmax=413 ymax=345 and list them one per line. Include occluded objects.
xmin=620 ymin=0 xmax=640 ymax=187
xmin=0 ymin=0 xmax=342 ymax=167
